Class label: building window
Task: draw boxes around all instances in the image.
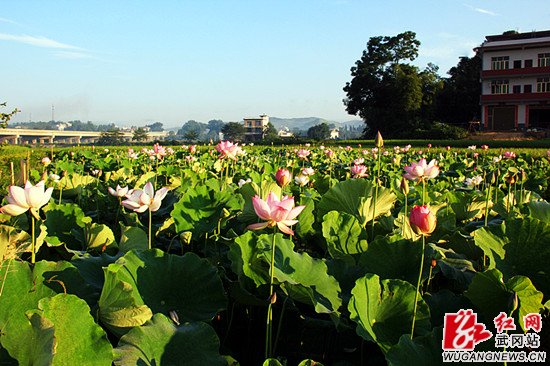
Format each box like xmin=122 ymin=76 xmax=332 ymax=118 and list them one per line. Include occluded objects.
xmin=538 ymin=53 xmax=550 ymax=67
xmin=491 ymin=80 xmax=509 ymax=94
xmin=491 ymin=56 xmax=509 ymax=70
xmin=512 ymin=85 xmax=521 ymax=94
xmin=525 ymin=59 xmax=533 ymax=68
xmin=513 ymin=60 xmax=522 ymax=69
xmin=524 ymin=84 xmax=532 ymax=93
xmin=537 ymin=77 xmax=550 ymax=92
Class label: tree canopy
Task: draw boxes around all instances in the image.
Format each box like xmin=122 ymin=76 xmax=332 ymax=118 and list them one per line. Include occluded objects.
xmin=221 ymin=122 xmax=245 ymax=141
xmin=307 ymin=123 xmax=330 ymax=140
xmin=1 ymin=102 xmax=19 ymax=128
xmin=343 ymin=31 xmax=444 ymax=137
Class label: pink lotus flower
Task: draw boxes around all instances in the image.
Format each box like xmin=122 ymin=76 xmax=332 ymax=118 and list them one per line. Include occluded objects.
xmin=108 ymin=185 xmax=129 ymax=197
xmin=122 ymin=182 xmax=168 ymax=213
xmin=403 ymin=158 xmax=439 ymax=182
xmin=324 ymin=149 xmax=335 ymax=159
xmin=189 ymin=145 xmax=197 ymax=154
xmin=353 ymin=158 xmax=364 ymax=165
xmin=297 ymin=149 xmax=311 ymax=160
xmin=503 ymin=151 xmax=516 ymax=159
xmin=153 ymin=143 xmax=167 ymax=160
xmin=1 ymin=181 xmax=53 ymax=219
xmin=275 ymin=168 xmax=292 ymax=187
xmin=351 ymin=164 xmax=368 ymax=178
xmin=216 ymin=141 xmax=242 ymax=160
xmin=481 ymin=145 xmax=489 ymax=150
xmin=247 ymin=192 xmax=305 ymax=236
xmin=409 ymin=205 xmax=437 ymax=235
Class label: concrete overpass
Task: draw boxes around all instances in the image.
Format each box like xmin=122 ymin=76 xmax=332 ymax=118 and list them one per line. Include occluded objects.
xmin=0 ymin=128 xmax=169 ymax=145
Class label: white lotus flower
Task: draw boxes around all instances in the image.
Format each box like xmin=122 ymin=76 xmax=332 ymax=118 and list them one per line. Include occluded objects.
xmin=1 ymin=181 xmax=53 ymax=219
xmin=121 ymin=182 xmax=168 ymax=213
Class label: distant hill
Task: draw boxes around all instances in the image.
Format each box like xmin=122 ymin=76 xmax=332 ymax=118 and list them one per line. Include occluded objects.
xmin=269 ymin=117 xmax=363 ymax=131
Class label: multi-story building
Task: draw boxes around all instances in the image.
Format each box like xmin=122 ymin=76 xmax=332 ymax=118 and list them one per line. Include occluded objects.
xmin=243 ymin=114 xmax=269 ymax=141
xmin=477 ymin=30 xmax=550 ymax=130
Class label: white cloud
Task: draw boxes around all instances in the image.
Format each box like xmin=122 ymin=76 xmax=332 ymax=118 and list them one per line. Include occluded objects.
xmin=0 ymin=17 xmax=19 ymax=25
xmin=0 ymin=32 xmax=83 ymax=50
xmin=463 ymin=3 xmax=498 ymax=16
xmin=54 ymin=51 xmax=94 ymax=59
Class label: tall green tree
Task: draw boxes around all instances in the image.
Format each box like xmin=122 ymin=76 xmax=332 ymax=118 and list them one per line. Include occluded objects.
xmin=436 ymin=55 xmax=481 ymax=125
xmin=264 ymin=122 xmax=279 ymax=141
xmin=178 ymin=120 xmax=207 ymax=139
xmin=343 ymin=31 xmax=425 ymax=137
xmin=221 ymin=122 xmax=245 ymax=141
xmin=307 ymin=123 xmax=330 ymax=140
xmin=146 ymin=122 xmax=164 ymax=132
xmin=132 ymin=127 xmax=149 ymax=142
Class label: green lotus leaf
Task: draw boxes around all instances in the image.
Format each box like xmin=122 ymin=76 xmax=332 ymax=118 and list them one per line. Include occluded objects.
xmin=298 ymin=360 xmax=325 ymax=366
xmin=526 ymin=201 xmax=550 ymax=223
xmin=0 ymin=260 xmax=96 ymax=364
xmin=119 ymin=224 xmax=148 ymax=253
xmin=296 ymin=195 xmax=316 ymax=238
xmin=171 ymin=184 xmax=243 ymax=237
xmin=465 ymin=268 xmax=544 ymax=331
xmin=26 ymin=294 xmax=113 ymax=365
xmin=322 ymin=210 xmax=368 ymax=258
xmin=56 ymin=173 xmax=95 ymax=198
xmin=263 ymin=359 xmax=284 ymax=366
xmin=386 ymin=327 xmax=443 ymax=366
xmin=348 ymin=273 xmax=431 ymax=353
xmin=114 ymin=314 xmax=225 ymax=366
xmin=101 ymin=249 xmax=226 ymax=324
xmin=230 ymin=232 xmax=341 ymax=314
xmin=85 ymin=223 xmax=115 ymax=250
xmin=318 ymin=179 xmax=396 ymax=227
xmin=358 ymin=235 xmax=433 ymax=285
xmin=0 ymin=224 xmax=30 ymax=260
xmin=43 ymin=202 xmax=87 ymax=247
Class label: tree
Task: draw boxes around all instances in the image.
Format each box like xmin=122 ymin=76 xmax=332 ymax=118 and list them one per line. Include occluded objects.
xmin=343 ymin=31 xmax=426 ymax=137
xmin=146 ymin=122 xmax=164 ymax=132
xmin=98 ymin=129 xmax=124 ymax=145
xmin=1 ymin=102 xmax=19 ymax=128
xmin=183 ymin=130 xmax=199 ymax=141
xmin=177 ymin=120 xmax=207 ymax=139
xmin=436 ymin=55 xmax=481 ymax=126
xmin=221 ymin=122 xmax=245 ymax=141
xmin=132 ymin=127 xmax=149 ymax=142
xmin=307 ymin=123 xmax=330 ymax=140
xmin=264 ymin=122 xmax=279 ymax=141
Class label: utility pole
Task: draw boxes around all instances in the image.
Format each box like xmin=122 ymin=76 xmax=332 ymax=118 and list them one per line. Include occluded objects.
xmin=51 ymin=104 xmax=55 ymax=122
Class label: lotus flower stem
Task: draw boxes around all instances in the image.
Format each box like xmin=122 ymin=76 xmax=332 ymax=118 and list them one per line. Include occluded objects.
xmin=402 ymin=194 xmax=408 ymax=236
xmin=31 ymin=215 xmax=36 ymax=264
xmin=371 ymin=149 xmax=381 ymax=238
xmin=265 ymin=232 xmax=277 ymax=359
xmin=273 ymin=295 xmax=289 ymax=356
xmin=484 ymin=184 xmax=492 ymax=227
xmin=10 ymin=161 xmax=14 ymax=186
xmin=411 ymin=235 xmax=426 ymax=339
xmin=148 ymin=207 xmax=152 ymax=250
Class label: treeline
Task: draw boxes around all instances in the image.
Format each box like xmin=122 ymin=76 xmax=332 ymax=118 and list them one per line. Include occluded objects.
xmin=11 ymin=120 xmax=165 ymax=132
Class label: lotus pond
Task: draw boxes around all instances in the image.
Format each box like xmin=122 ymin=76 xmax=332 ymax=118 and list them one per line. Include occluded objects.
xmin=0 ymin=141 xmax=549 ymax=365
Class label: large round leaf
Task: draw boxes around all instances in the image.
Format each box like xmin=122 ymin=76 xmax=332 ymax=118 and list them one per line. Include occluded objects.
xmin=358 ymin=235 xmax=432 ymax=285
xmin=101 ymin=249 xmax=226 ymax=323
xmin=0 ymin=260 xmax=95 ymax=364
xmin=322 ymin=210 xmax=368 ymax=258
xmin=385 ymin=327 xmax=443 ymax=366
xmin=114 ymin=314 xmax=225 ymax=366
xmin=27 ymin=294 xmax=113 ymax=365
xmin=318 ymin=179 xmax=396 ymax=227
xmin=465 ymin=268 xmax=544 ymax=331
xmin=348 ymin=273 xmax=431 ymax=353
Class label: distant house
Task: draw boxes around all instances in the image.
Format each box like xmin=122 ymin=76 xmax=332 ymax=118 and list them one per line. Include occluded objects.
xmin=243 ymin=114 xmax=269 ymax=141
xmin=56 ymin=122 xmax=72 ymax=131
xmin=277 ymin=126 xmax=294 ymax=138
xmin=329 ymin=128 xmax=340 ymax=139
xmin=476 ymin=30 xmax=550 ymax=130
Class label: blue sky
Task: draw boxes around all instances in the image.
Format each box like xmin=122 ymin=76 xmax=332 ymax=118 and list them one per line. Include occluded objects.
xmin=1 ymin=1 xmax=549 ymax=128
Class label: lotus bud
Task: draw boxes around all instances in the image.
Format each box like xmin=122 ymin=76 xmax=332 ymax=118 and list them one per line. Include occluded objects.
xmin=490 ymin=172 xmax=496 ymax=185
xmin=270 ymin=292 xmax=277 ymax=304
xmin=520 ymin=170 xmax=527 ymax=183
xmin=180 ymin=231 xmax=192 ymax=245
xmin=409 ymin=205 xmax=437 ymax=236
xmin=375 ymin=131 xmax=384 ymax=148
xmin=275 ymin=168 xmax=291 ymax=187
xmin=505 ymin=174 xmax=516 ymax=185
xmin=169 ymin=310 xmax=180 ymax=325
xmin=400 ymin=177 xmax=409 ymax=195
xmin=431 ymin=259 xmax=437 ymax=268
